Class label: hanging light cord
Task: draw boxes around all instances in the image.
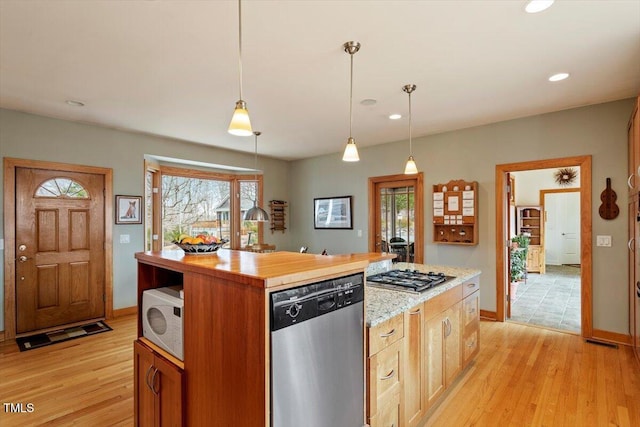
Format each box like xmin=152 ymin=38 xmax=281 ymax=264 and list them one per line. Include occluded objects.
xmin=237 ymin=0 xmax=243 ymax=101
xmin=408 ymin=89 xmax=413 ymax=155
xmin=253 ymin=133 xmax=258 ymax=184
xmin=349 ymin=51 xmax=354 ymax=138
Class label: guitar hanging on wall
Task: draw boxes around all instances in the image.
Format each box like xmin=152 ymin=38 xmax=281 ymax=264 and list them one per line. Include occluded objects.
xmin=598 ymin=178 xmax=619 ymax=220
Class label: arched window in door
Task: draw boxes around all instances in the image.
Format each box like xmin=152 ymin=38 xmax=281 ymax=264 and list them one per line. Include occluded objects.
xmin=35 ymin=178 xmax=89 ymax=198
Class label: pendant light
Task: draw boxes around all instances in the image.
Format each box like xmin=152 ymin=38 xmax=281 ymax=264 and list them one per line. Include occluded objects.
xmin=403 ymin=84 xmax=418 ymax=174
xmin=244 ymin=131 xmax=270 ymax=222
xmin=342 ymin=41 xmax=361 ymax=162
xmin=228 ymin=0 xmax=252 ymax=136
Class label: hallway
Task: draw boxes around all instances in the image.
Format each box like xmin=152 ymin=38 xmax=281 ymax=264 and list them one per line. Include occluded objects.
xmin=510 ymin=264 xmax=581 ymax=333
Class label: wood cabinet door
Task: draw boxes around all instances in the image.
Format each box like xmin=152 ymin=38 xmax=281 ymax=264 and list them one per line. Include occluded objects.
xmin=629 ymin=100 xmax=639 ymax=196
xmin=425 ymin=314 xmax=445 ymax=407
xmin=444 ymin=303 xmax=462 ymax=387
xmin=404 ymin=304 xmax=425 ymax=427
xmin=154 ymin=354 xmax=183 ymax=427
xmin=134 ymin=341 xmax=156 ymax=427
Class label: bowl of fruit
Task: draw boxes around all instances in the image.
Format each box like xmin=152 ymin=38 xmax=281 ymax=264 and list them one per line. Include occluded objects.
xmin=173 ymin=234 xmax=228 ymax=255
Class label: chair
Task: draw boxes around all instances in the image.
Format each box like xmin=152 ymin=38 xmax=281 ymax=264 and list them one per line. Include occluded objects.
xmin=389 ymin=237 xmax=407 ymax=262
xmin=381 ymin=240 xmax=389 ymax=253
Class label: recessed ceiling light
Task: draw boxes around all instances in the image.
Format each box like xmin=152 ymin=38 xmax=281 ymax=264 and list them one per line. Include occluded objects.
xmin=548 ymin=72 xmax=569 ymax=82
xmin=65 ymin=100 xmax=85 ymax=107
xmin=389 ymin=114 xmax=402 ymax=120
xmin=360 ymin=98 xmax=377 ymax=106
xmin=525 ymin=0 xmax=554 ymax=14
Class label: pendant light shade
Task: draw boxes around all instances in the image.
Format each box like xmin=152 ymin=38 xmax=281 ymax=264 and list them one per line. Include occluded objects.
xmin=403 ymin=84 xmax=418 ymax=175
xmin=342 ymin=137 xmax=359 ymax=162
xmin=244 ymin=131 xmax=269 ymax=222
xmin=404 ymin=155 xmax=418 ymax=174
xmin=342 ymin=41 xmax=361 ymax=162
xmin=228 ymin=0 xmax=253 ymax=136
xmin=229 ymin=100 xmax=252 ymax=136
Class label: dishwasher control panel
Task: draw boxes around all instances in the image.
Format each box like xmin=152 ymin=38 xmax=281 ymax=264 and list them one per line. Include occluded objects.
xmin=270 ymin=273 xmax=364 ymax=331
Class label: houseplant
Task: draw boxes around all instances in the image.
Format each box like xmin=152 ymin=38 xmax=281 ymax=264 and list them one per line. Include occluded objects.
xmin=510 ymin=234 xmax=530 ymax=300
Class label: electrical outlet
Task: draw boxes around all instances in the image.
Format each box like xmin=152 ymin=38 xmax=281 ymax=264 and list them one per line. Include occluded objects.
xmin=357 ymin=229 xmax=362 ymax=237
xmin=596 ymin=235 xmax=611 ymax=247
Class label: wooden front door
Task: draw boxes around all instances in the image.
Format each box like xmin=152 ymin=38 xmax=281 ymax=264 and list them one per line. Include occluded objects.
xmin=15 ymin=167 xmax=106 ymax=333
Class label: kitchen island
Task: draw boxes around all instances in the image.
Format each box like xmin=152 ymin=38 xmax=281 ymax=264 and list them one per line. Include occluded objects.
xmin=133 ymin=249 xmax=392 ymax=427
xmin=134 ymin=250 xmax=479 ymax=427
xmin=365 ymin=262 xmax=481 ymax=427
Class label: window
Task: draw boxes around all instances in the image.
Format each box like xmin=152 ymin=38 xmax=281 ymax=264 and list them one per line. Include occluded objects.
xmin=35 ymin=178 xmax=89 ymax=198
xmin=144 ymin=163 xmax=263 ymax=251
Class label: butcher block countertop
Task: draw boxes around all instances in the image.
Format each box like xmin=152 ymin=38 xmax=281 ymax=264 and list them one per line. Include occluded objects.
xmin=135 ymin=249 xmax=394 ymax=289
xmin=365 ymin=263 xmax=482 ymax=327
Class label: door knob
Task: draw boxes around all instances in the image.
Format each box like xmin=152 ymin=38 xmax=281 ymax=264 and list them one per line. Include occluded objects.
xmin=18 ymin=255 xmax=28 ymax=262
xmin=18 ymin=244 xmax=27 ymax=251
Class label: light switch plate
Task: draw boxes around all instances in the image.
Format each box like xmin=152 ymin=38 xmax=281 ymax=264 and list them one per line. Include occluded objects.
xmin=0 ymin=238 xmax=4 ymax=250
xmin=596 ymin=235 xmax=611 ymax=247
xmin=120 ymin=234 xmax=130 ymax=244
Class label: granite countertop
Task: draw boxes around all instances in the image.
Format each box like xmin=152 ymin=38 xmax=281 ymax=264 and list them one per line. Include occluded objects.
xmin=365 ymin=262 xmax=481 ymax=327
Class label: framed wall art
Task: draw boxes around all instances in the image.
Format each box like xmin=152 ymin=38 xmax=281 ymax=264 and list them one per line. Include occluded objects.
xmin=314 ymin=196 xmax=353 ymax=229
xmin=116 ymin=195 xmax=143 ymax=224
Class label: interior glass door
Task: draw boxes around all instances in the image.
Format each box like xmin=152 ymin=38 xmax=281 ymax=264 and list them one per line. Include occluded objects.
xmin=369 ymin=174 xmax=423 ymax=264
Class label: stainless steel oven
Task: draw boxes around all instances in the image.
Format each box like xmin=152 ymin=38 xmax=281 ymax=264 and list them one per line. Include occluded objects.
xmin=270 ymin=273 xmax=365 ymax=427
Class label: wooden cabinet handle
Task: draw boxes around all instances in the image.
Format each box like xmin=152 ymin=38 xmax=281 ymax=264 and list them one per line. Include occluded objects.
xmin=380 ymin=328 xmax=396 ymax=338
xmin=380 ymin=369 xmax=396 ymax=381
xmin=409 ymin=308 xmax=421 ymax=315
xmin=443 ymin=318 xmax=452 ymax=337
xmin=467 ymin=283 xmax=476 ymax=288
xmin=150 ymin=367 xmax=159 ymax=396
xmin=145 ymin=365 xmax=154 ymax=391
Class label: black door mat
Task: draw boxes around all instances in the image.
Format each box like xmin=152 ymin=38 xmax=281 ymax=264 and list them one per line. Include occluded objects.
xmin=16 ymin=321 xmax=112 ymax=352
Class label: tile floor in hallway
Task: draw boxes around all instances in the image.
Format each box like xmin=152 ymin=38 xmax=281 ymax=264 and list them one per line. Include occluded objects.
xmin=510 ymin=264 xmax=581 ymax=333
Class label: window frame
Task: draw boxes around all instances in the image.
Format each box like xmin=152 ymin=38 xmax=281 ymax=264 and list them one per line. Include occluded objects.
xmin=144 ymin=162 xmax=264 ymax=251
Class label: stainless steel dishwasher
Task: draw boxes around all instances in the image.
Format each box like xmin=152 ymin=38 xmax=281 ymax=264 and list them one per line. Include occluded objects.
xmin=270 ymin=273 xmax=365 ymax=427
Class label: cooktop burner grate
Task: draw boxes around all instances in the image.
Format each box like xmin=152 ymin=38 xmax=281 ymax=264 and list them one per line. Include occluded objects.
xmin=367 ymin=269 xmax=455 ymax=293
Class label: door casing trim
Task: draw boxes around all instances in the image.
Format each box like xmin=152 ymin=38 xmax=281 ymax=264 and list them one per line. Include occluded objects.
xmin=3 ymin=157 xmax=113 ymax=340
xmin=495 ymin=155 xmax=592 ymax=338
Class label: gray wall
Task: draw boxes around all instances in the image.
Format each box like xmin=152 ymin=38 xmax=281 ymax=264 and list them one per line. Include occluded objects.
xmin=287 ymin=99 xmax=633 ymax=335
xmin=0 ymin=109 xmax=290 ymax=330
xmin=0 ymin=98 xmax=633 ymax=335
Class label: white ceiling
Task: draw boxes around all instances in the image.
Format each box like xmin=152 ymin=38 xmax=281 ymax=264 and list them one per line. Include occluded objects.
xmin=1 ymin=1 xmax=639 ymax=161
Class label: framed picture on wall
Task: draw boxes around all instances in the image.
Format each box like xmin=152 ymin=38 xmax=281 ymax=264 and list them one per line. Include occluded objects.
xmin=116 ymin=195 xmax=143 ymax=224
xmin=314 ymin=196 xmax=353 ymax=229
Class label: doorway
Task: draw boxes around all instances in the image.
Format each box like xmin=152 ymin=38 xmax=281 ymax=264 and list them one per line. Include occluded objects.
xmin=368 ymin=173 xmax=424 ymax=264
xmin=510 ymin=187 xmax=581 ymax=332
xmin=495 ymin=156 xmax=592 ymax=338
xmin=3 ymin=158 xmax=113 ymax=340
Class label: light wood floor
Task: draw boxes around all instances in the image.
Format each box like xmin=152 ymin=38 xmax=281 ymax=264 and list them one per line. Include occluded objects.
xmin=1 ymin=316 xmax=638 ymax=426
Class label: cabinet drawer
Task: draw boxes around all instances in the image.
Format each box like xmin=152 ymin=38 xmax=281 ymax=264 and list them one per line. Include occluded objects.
xmin=368 ymin=339 xmax=402 ymax=417
xmin=463 ymin=292 xmax=479 ymax=328
xmin=463 ymin=330 xmax=479 ymax=365
xmin=368 ymin=314 xmax=404 ymax=356
xmin=462 ymin=278 xmax=480 ymax=298
xmin=369 ymin=388 xmax=400 ymax=427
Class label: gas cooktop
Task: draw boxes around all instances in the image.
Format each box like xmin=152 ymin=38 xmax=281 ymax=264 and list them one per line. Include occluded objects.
xmin=367 ymin=269 xmax=455 ymax=293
